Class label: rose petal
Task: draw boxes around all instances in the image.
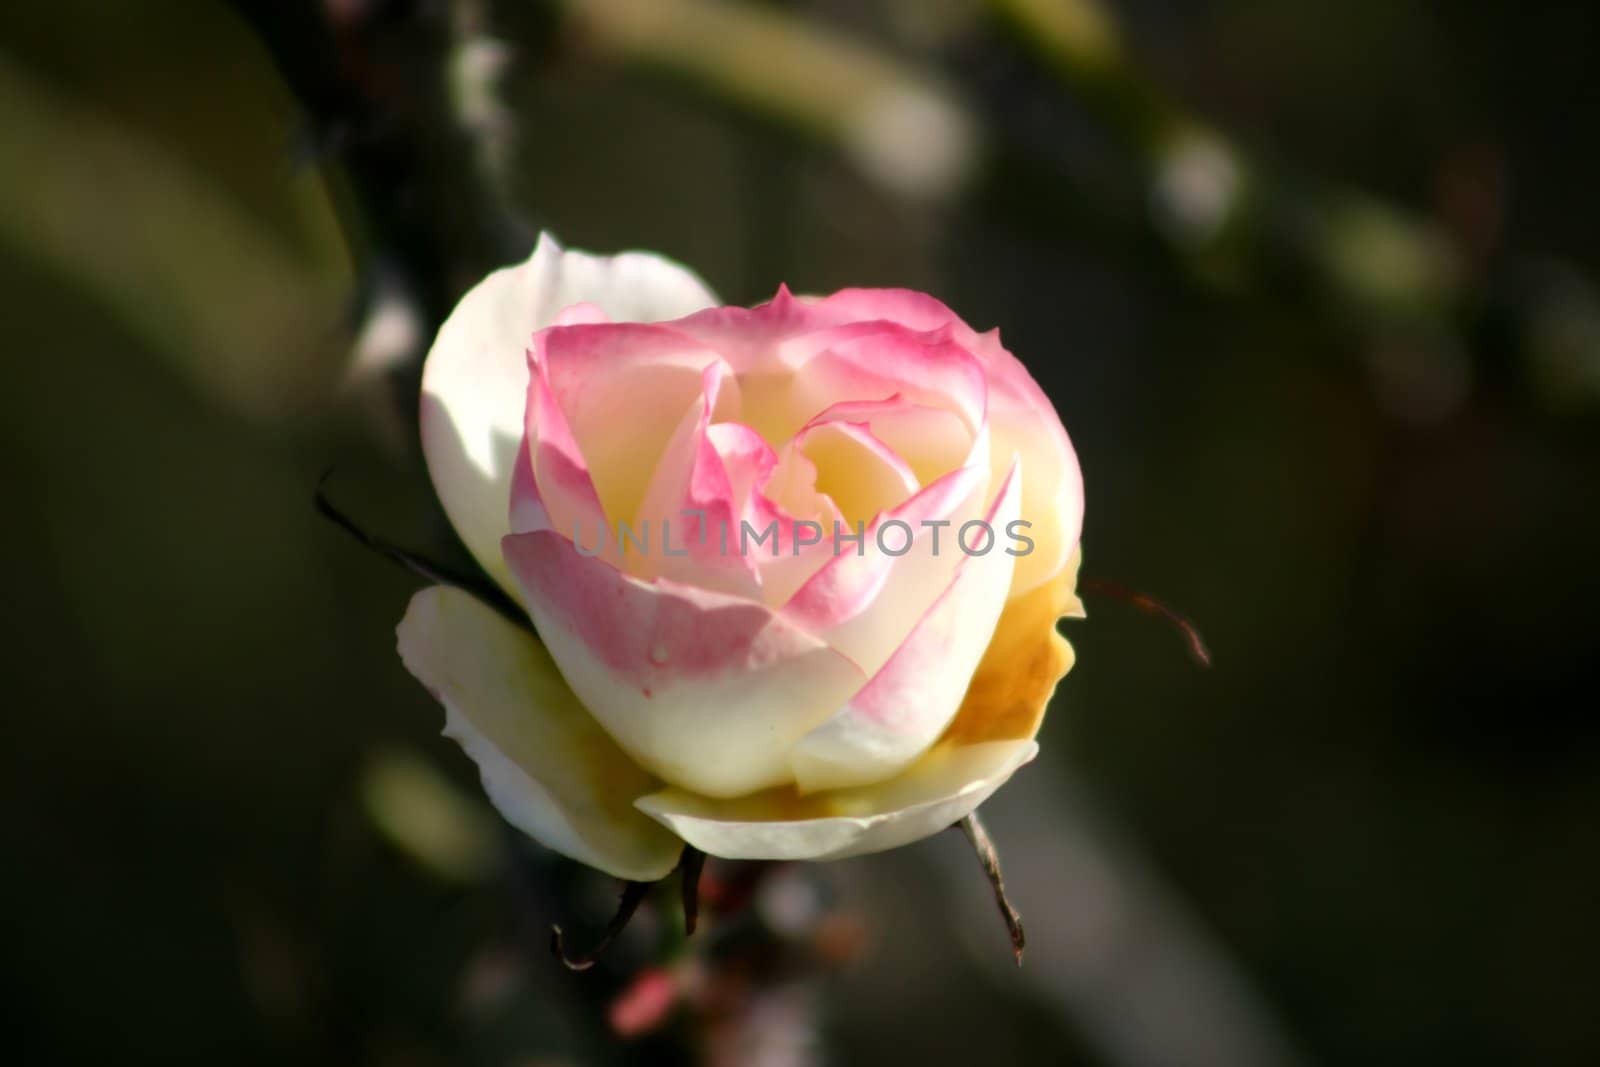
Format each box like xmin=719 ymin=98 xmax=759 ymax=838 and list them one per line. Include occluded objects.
xmin=705 ymin=422 xmax=842 ymax=606
xmin=664 ymin=284 xmax=816 ymax=373
xmin=789 ymin=462 xmax=1022 ymax=792
xmin=630 ymin=362 xmax=761 ymax=596
xmin=534 ymin=322 xmax=735 ymax=527
xmin=781 ymin=435 xmax=991 ymax=678
xmin=668 ymin=292 xmax=988 ymax=446
xmin=986 ymin=397 xmax=1083 ymax=596
xmin=634 ymin=739 xmax=1037 ymax=862
xmin=787 ymin=321 xmax=988 ymax=437
xmin=502 ymin=530 xmax=868 ymax=798
xmin=396 ymin=585 xmax=683 ymax=881
xmin=802 ymin=395 xmax=972 ymax=488
xmin=942 ymin=546 xmax=1085 ymax=747
xmin=516 ymin=355 xmax=610 ymax=556
xmin=792 ymin=418 xmax=920 ymax=526
xmin=420 ymin=233 xmax=716 ymax=596
xmin=788 ymin=287 xmax=1082 ymax=595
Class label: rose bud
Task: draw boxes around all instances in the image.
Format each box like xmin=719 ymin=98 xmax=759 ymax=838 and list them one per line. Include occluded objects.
xmin=398 ymin=235 xmax=1083 ymax=881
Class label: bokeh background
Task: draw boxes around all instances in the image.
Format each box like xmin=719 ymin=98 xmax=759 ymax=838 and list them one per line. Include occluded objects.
xmin=5 ymin=1 xmax=1599 ymax=1064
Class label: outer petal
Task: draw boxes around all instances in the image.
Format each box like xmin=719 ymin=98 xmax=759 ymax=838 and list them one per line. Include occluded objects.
xmin=942 ymin=545 xmax=1085 ymax=746
xmin=789 ymin=463 xmax=1022 ymax=792
xmin=635 ymin=739 xmax=1037 ymax=862
xmin=396 ymin=585 xmax=683 ymax=881
xmin=502 ymin=530 xmax=867 ymax=798
xmin=787 ymin=322 xmax=988 ymax=436
xmin=667 ymin=292 xmax=988 ymax=444
xmin=984 ymin=384 xmax=1083 ymax=596
xmin=420 ymin=233 xmax=717 ymax=596
xmin=664 ymin=284 xmax=822 ymax=374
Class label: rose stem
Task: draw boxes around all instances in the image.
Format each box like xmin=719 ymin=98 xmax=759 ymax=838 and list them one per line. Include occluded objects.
xmin=314 ymin=469 xmax=528 ymax=630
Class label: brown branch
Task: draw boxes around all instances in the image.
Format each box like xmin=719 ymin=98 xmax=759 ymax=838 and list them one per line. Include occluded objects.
xmin=958 ymin=811 xmax=1026 ymax=966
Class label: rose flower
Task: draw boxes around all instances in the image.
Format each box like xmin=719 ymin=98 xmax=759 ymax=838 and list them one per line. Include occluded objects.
xmin=398 ymin=236 xmax=1083 ymax=881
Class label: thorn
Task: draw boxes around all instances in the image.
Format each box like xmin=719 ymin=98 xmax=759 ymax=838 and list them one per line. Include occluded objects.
xmin=314 ymin=469 xmax=529 ymax=631
xmin=550 ymin=880 xmax=653 ymax=972
xmin=958 ymin=811 xmax=1025 ymax=966
xmin=679 ymin=846 xmax=707 ymax=936
xmin=1080 ymin=576 xmax=1212 ymax=667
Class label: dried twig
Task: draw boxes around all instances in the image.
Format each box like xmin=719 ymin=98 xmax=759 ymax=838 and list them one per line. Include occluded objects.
xmin=1080 ymin=577 xmax=1212 ymax=668
xmin=958 ymin=811 xmax=1026 ymax=966
xmin=551 ymin=879 xmax=654 ymax=972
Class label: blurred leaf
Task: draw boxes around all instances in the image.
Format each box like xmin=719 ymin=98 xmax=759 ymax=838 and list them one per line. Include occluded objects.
xmin=0 ymin=51 xmax=351 ymax=421
xmin=550 ymin=0 xmax=981 ymax=201
xmin=361 ymin=748 xmax=501 ymax=884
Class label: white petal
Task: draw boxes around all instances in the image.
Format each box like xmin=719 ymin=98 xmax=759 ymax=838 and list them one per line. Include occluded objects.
xmin=396 ymin=584 xmax=683 ymax=881
xmin=420 ymin=233 xmax=718 ymax=596
xmin=502 ymin=530 xmax=868 ymax=798
xmin=635 ymin=739 xmax=1037 ymax=862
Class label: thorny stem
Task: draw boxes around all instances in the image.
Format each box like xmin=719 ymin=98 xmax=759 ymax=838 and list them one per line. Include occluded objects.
xmin=551 ymin=879 xmax=654 ymax=972
xmin=958 ymin=811 xmax=1026 ymax=966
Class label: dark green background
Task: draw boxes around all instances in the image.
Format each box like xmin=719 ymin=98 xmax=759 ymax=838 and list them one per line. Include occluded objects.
xmin=3 ymin=2 xmax=1597 ymax=1064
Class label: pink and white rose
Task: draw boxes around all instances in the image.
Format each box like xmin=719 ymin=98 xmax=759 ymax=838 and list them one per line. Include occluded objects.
xmin=398 ymin=235 xmax=1083 ymax=880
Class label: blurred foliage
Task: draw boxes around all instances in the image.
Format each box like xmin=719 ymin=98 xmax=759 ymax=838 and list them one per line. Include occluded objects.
xmin=3 ymin=1 xmax=1599 ymax=1065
